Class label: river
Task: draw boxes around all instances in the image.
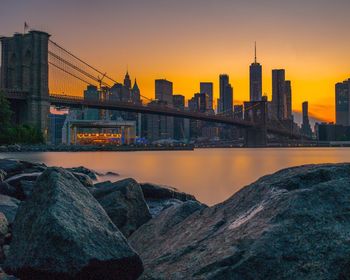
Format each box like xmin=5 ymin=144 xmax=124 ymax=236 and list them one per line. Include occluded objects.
xmin=1 ymin=148 xmax=349 ymax=205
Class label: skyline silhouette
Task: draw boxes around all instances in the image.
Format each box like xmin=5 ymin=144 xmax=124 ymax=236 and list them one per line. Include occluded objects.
xmin=1 ymin=0 xmax=350 ymax=122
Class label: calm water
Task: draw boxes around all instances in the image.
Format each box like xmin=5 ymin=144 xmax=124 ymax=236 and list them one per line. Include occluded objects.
xmin=1 ymin=148 xmax=350 ymax=205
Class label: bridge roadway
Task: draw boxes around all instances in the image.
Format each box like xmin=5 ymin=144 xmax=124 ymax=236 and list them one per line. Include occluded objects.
xmin=2 ymin=90 xmax=304 ymax=139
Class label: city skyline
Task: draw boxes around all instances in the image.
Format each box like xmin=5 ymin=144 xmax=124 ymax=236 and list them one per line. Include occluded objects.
xmin=1 ymin=0 xmax=350 ymax=122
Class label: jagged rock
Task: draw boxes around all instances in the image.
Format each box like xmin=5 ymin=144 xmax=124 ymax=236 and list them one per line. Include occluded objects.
xmin=0 ymin=160 xmax=23 ymax=178
xmin=67 ymin=166 xmax=98 ymax=180
xmin=0 ymin=195 xmax=20 ymax=224
xmin=140 ymin=183 xmax=199 ymax=217
xmin=71 ymin=172 xmax=94 ymax=188
xmin=133 ymin=163 xmax=350 ymax=280
xmin=129 ymin=200 xmax=206 ymax=249
xmin=0 ymin=183 xmax=17 ymax=199
xmin=3 ymin=167 xmax=143 ymax=280
xmin=0 ymin=170 xmax=6 ymax=183
xmin=5 ymin=173 xmax=41 ymax=200
xmin=93 ymin=178 xmax=152 ymax=237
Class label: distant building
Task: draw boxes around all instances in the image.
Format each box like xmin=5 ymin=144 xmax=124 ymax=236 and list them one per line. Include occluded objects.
xmin=83 ymin=85 xmax=100 ymax=120
xmin=233 ymin=105 xmax=243 ymax=120
xmin=301 ymin=101 xmax=312 ymax=137
xmin=49 ymin=114 xmax=67 ymax=145
xmin=285 ymin=80 xmax=292 ymax=120
xmin=200 ymin=82 xmax=213 ymax=110
xmin=272 ymin=69 xmax=286 ymax=120
xmin=249 ymin=43 xmax=262 ymax=101
xmin=317 ymin=123 xmax=350 ymax=141
xmin=124 ymin=71 xmax=132 ymax=89
xmin=155 ymin=79 xmax=173 ymax=106
xmin=173 ymin=94 xmax=189 ymax=140
xmin=131 ymin=79 xmax=141 ymax=104
xmin=335 ymin=79 xmax=350 ymax=125
xmin=219 ymin=74 xmax=233 ymax=115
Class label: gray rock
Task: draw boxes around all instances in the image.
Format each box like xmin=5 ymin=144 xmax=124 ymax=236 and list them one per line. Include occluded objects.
xmin=67 ymin=166 xmax=98 ymax=180
xmin=0 ymin=183 xmax=17 ymax=199
xmin=0 ymin=195 xmax=20 ymax=224
xmin=0 ymin=170 xmax=6 ymax=183
xmin=133 ymin=163 xmax=350 ymax=280
xmin=72 ymin=172 xmax=94 ymax=188
xmin=140 ymin=183 xmax=197 ymax=202
xmin=93 ymin=178 xmax=152 ymax=237
xmin=0 ymin=160 xmax=23 ymax=178
xmin=3 ymin=167 xmax=143 ymax=280
xmin=5 ymin=173 xmax=41 ymax=200
xmin=140 ymin=183 xmax=200 ymax=217
xmin=129 ymin=200 xmax=206 ymax=251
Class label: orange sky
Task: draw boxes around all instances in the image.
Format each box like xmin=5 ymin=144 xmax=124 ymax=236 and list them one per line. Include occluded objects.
xmin=2 ymin=0 xmax=350 ymax=122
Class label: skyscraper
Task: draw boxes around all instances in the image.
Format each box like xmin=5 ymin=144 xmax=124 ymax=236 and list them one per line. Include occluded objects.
xmin=249 ymin=42 xmax=262 ymax=101
xmin=155 ymin=79 xmax=173 ymax=106
xmin=200 ymin=82 xmax=213 ymax=110
xmin=219 ymin=74 xmax=233 ymax=115
xmin=335 ymin=79 xmax=350 ymax=125
xmin=301 ymin=101 xmax=312 ymax=137
xmin=285 ymin=80 xmax=292 ymax=120
xmin=272 ymin=69 xmax=286 ymax=120
xmin=131 ymin=79 xmax=141 ymax=104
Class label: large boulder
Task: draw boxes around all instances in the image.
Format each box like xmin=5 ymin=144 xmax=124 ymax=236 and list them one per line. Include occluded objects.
xmin=0 ymin=160 xmax=23 ymax=178
xmin=140 ymin=183 xmax=199 ymax=217
xmin=132 ymin=163 xmax=350 ymax=279
xmin=3 ymin=167 xmax=143 ymax=280
xmin=0 ymin=195 xmax=20 ymax=224
xmin=0 ymin=183 xmax=17 ymax=199
xmin=5 ymin=173 xmax=41 ymax=200
xmin=93 ymin=178 xmax=152 ymax=237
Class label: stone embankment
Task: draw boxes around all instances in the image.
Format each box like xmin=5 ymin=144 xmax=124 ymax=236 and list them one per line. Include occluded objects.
xmin=0 ymin=158 xmax=350 ymax=279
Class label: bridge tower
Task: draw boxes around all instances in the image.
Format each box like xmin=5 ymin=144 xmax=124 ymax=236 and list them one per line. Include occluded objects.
xmin=0 ymin=31 xmax=50 ymax=138
xmin=243 ymin=99 xmax=268 ymax=147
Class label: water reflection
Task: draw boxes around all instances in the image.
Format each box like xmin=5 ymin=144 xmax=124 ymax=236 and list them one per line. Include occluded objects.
xmin=1 ymin=148 xmax=349 ymax=205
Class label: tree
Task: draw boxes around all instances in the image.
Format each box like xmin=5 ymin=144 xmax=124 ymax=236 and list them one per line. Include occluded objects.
xmin=0 ymin=91 xmax=44 ymax=145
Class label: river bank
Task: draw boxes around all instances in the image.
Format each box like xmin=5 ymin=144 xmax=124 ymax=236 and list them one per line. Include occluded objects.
xmin=0 ymin=144 xmax=194 ymax=153
xmin=0 ymin=158 xmax=350 ymax=278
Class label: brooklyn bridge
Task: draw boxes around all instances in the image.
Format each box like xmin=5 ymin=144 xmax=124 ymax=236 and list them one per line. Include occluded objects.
xmin=0 ymin=30 xmax=309 ymax=146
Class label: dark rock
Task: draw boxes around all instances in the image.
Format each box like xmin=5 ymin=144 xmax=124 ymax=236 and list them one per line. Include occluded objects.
xmin=72 ymin=172 xmax=94 ymax=188
xmin=133 ymin=163 xmax=350 ymax=280
xmin=0 ymin=160 xmax=23 ymax=178
xmin=0 ymin=213 xmax=9 ymax=245
xmin=93 ymin=178 xmax=152 ymax=237
xmin=0 ymin=183 xmax=17 ymax=199
xmin=3 ymin=167 xmax=143 ymax=280
xmin=129 ymin=200 xmax=206 ymax=250
xmin=105 ymin=171 xmax=119 ymax=176
xmin=0 ymin=266 xmax=18 ymax=280
xmin=4 ymin=173 xmax=41 ymax=200
xmin=140 ymin=183 xmax=197 ymax=202
xmin=140 ymin=183 xmax=199 ymax=217
xmin=67 ymin=166 xmax=98 ymax=180
xmin=0 ymin=170 xmax=6 ymax=183
xmin=0 ymin=195 xmax=20 ymax=224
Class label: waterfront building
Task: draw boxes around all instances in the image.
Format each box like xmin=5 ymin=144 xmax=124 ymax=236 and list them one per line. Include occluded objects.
xmin=48 ymin=114 xmax=67 ymax=145
xmin=301 ymin=101 xmax=312 ymax=137
xmin=219 ymin=74 xmax=233 ymax=115
xmin=249 ymin=43 xmax=262 ymax=101
xmin=272 ymin=69 xmax=287 ymax=120
xmin=200 ymin=82 xmax=214 ymax=110
xmin=317 ymin=123 xmax=350 ymax=141
xmin=335 ymin=79 xmax=350 ymax=125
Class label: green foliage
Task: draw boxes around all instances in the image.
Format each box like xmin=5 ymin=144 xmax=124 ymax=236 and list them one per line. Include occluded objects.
xmin=0 ymin=91 xmax=44 ymax=145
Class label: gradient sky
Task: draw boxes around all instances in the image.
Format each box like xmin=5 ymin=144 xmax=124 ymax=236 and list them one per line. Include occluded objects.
xmin=1 ymin=0 xmax=350 ymax=122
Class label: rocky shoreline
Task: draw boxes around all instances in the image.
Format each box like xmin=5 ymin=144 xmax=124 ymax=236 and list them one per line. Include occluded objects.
xmin=0 ymin=159 xmax=350 ymax=279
